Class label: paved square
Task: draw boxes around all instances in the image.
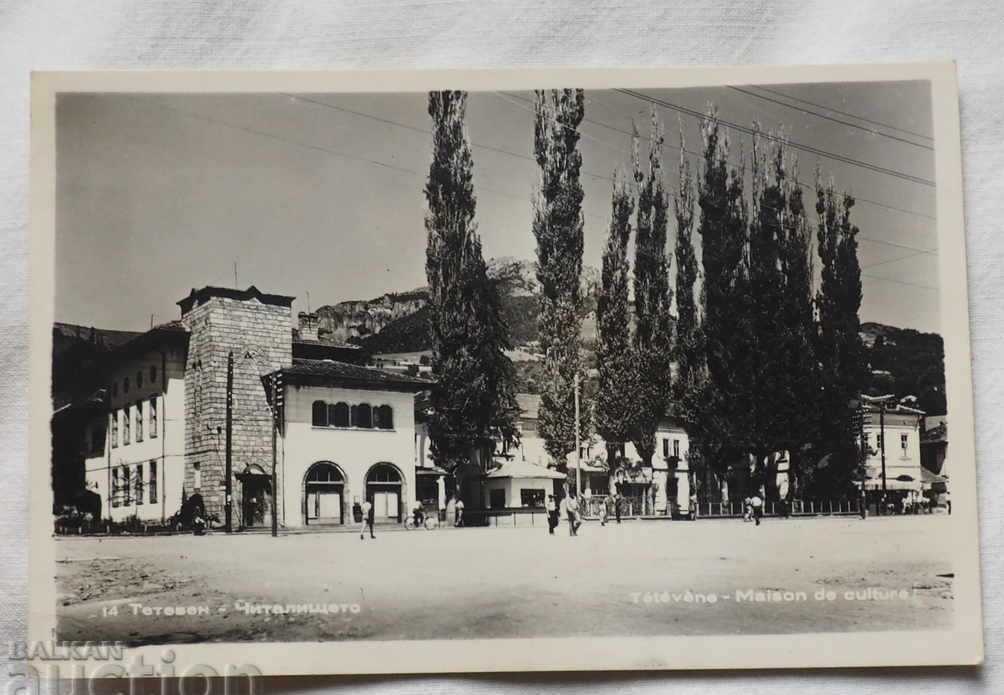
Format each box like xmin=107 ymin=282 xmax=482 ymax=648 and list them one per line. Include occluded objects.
xmin=55 ymin=515 xmax=953 ymax=645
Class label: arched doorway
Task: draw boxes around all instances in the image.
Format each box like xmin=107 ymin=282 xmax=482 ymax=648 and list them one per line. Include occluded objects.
xmin=366 ymin=463 xmax=403 ymax=523
xmin=304 ymin=462 xmax=345 ymax=525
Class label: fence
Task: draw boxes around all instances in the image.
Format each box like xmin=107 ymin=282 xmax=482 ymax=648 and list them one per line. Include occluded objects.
xmin=693 ymin=498 xmax=862 ymax=518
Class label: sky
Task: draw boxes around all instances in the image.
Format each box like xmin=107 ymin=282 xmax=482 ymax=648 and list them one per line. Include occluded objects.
xmin=55 ymin=81 xmax=938 ymax=334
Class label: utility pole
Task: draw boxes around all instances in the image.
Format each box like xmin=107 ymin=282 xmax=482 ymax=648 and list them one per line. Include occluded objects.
xmin=225 ymin=351 xmax=234 ymax=533
xmin=574 ymin=372 xmax=582 ymax=499
xmin=270 ymin=371 xmax=282 ymax=538
xmin=879 ymin=399 xmax=888 ymax=512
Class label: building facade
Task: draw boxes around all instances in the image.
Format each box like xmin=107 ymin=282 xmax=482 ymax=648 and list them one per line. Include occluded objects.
xmin=82 ymin=324 xmax=188 ymax=523
xmin=65 ymin=285 xmax=432 ymax=530
xmin=861 ymin=401 xmax=925 ymax=508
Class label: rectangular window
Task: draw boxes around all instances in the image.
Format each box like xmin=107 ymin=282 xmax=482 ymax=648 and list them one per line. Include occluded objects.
xmin=122 ymin=465 xmax=131 ymax=505
xmin=111 ymin=468 xmax=121 ymax=507
xmin=149 ymin=461 xmax=158 ymax=504
xmin=662 ymin=439 xmax=669 ymax=458
xmin=123 ymin=407 xmax=130 ymax=445
xmin=901 ymin=433 xmax=908 ymax=450
xmin=149 ymin=396 xmax=158 ymax=438
xmin=110 ymin=411 xmax=119 ymax=449
xmin=135 ymin=401 xmax=143 ymax=442
xmin=134 ymin=463 xmax=144 ymax=504
xmin=520 ymin=489 xmax=545 ymax=508
xmin=193 ymin=462 xmax=202 ymax=489
xmin=673 ymin=439 xmax=680 ymax=458
xmin=876 ymin=434 xmax=883 ymax=450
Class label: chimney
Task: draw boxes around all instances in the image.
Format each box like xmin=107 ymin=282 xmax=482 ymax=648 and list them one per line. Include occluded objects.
xmin=298 ymin=311 xmax=319 ymax=341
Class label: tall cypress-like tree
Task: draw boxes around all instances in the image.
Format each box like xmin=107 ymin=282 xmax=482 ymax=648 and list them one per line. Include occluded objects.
xmin=672 ymin=125 xmax=711 ymax=496
xmin=747 ymin=125 xmax=820 ymax=498
xmin=775 ymin=154 xmax=818 ymax=498
xmin=532 ymin=89 xmax=587 ymax=469
xmin=424 ymin=90 xmax=519 ymax=502
xmin=814 ymin=169 xmax=865 ymax=496
xmin=630 ymin=112 xmax=674 ymax=470
xmin=696 ymin=107 xmax=753 ymax=501
xmin=595 ymin=169 xmax=635 ymax=479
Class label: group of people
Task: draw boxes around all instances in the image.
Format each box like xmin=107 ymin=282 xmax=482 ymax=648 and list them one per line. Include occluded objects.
xmin=544 ymin=492 xmax=629 ymax=536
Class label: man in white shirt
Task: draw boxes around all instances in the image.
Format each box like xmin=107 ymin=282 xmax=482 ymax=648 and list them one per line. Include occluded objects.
xmin=361 ymin=499 xmax=374 ymax=539
xmin=751 ymin=494 xmax=763 ymax=526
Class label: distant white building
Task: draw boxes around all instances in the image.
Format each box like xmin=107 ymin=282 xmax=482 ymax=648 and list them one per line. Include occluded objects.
xmin=861 ymin=400 xmax=926 ymax=507
xmin=507 ymin=394 xmax=692 ymax=516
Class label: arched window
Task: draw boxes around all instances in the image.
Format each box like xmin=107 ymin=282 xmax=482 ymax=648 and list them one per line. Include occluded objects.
xmin=329 ymin=402 xmax=350 ymax=427
xmin=312 ymin=400 xmax=328 ymax=427
xmin=374 ymin=405 xmax=394 ymax=430
xmin=367 ymin=463 xmax=401 ymax=484
xmin=352 ymin=403 xmax=373 ymax=429
xmin=306 ymin=462 xmax=343 ymax=483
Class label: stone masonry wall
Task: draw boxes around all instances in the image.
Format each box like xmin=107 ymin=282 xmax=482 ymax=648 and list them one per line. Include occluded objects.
xmin=182 ymin=295 xmax=292 ymax=523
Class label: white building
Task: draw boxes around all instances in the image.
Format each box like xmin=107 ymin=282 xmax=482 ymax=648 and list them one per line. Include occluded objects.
xmin=861 ymin=400 xmax=925 ymax=507
xmin=80 ymin=323 xmax=189 ymax=523
xmin=509 ymin=394 xmax=693 ymax=516
xmin=275 ymin=359 xmax=432 ymax=526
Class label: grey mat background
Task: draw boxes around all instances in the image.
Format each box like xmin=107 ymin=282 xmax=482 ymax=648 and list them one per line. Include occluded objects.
xmin=0 ymin=1 xmax=1000 ymax=692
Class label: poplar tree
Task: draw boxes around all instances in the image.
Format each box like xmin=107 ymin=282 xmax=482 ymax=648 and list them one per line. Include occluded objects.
xmin=747 ymin=126 xmax=819 ymax=498
xmin=424 ymin=90 xmax=519 ymax=499
xmin=532 ymin=89 xmax=587 ymax=469
xmin=595 ymin=169 xmax=635 ymax=478
xmin=630 ymin=112 xmax=674 ymax=470
xmin=696 ymin=107 xmax=753 ymax=500
xmin=746 ymin=125 xmax=793 ymax=487
xmin=672 ymin=126 xmax=711 ymax=496
xmin=814 ymin=170 xmax=866 ymax=496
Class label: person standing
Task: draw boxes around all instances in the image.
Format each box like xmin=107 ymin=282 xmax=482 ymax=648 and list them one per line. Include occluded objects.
xmin=361 ymin=498 xmax=375 ymax=539
xmin=545 ymin=495 xmax=558 ymax=535
xmin=751 ymin=494 xmax=763 ymax=526
xmin=614 ymin=492 xmax=622 ymax=524
xmin=566 ymin=494 xmax=580 ymax=536
xmin=455 ymin=497 xmax=465 ymax=527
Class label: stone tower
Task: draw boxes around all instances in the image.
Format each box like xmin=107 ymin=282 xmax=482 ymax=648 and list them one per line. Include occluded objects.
xmin=178 ymin=286 xmax=293 ymax=525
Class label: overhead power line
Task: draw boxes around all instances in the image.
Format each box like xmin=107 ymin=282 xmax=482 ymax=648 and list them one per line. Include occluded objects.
xmin=616 ymin=88 xmax=936 ymax=188
xmin=501 ymin=90 xmax=936 ymax=224
xmin=754 ymin=85 xmax=935 ymax=142
xmin=726 ymin=86 xmax=934 ymax=151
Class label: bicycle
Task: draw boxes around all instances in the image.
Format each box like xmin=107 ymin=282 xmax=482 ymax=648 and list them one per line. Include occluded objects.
xmin=404 ymin=513 xmax=438 ymax=530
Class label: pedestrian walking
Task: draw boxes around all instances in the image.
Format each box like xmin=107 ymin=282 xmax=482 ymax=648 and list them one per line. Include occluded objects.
xmin=455 ymin=497 xmax=465 ymax=527
xmin=743 ymin=497 xmax=753 ymax=522
xmin=751 ymin=494 xmax=763 ymax=526
xmin=361 ymin=498 xmax=375 ymax=539
xmin=689 ymin=492 xmax=698 ymax=521
xmin=545 ymin=495 xmax=558 ymax=535
xmin=614 ymin=492 xmax=622 ymax=524
xmin=598 ymin=497 xmax=608 ymax=526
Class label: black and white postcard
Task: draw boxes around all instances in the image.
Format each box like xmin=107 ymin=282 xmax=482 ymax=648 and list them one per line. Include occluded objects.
xmin=28 ymin=64 xmax=982 ymax=676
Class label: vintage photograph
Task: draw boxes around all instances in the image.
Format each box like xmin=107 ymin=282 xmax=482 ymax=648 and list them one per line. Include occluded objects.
xmin=30 ymin=66 xmax=981 ymax=674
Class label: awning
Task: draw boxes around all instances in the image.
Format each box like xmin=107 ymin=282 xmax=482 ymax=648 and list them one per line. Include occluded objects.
xmin=416 ymin=465 xmax=448 ymax=477
xmin=486 ymin=461 xmax=567 ymax=480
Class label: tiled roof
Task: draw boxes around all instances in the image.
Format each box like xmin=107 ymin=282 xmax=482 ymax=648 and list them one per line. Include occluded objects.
xmin=177 ymin=285 xmax=295 ymax=314
xmin=276 ymin=358 xmax=434 ymax=392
